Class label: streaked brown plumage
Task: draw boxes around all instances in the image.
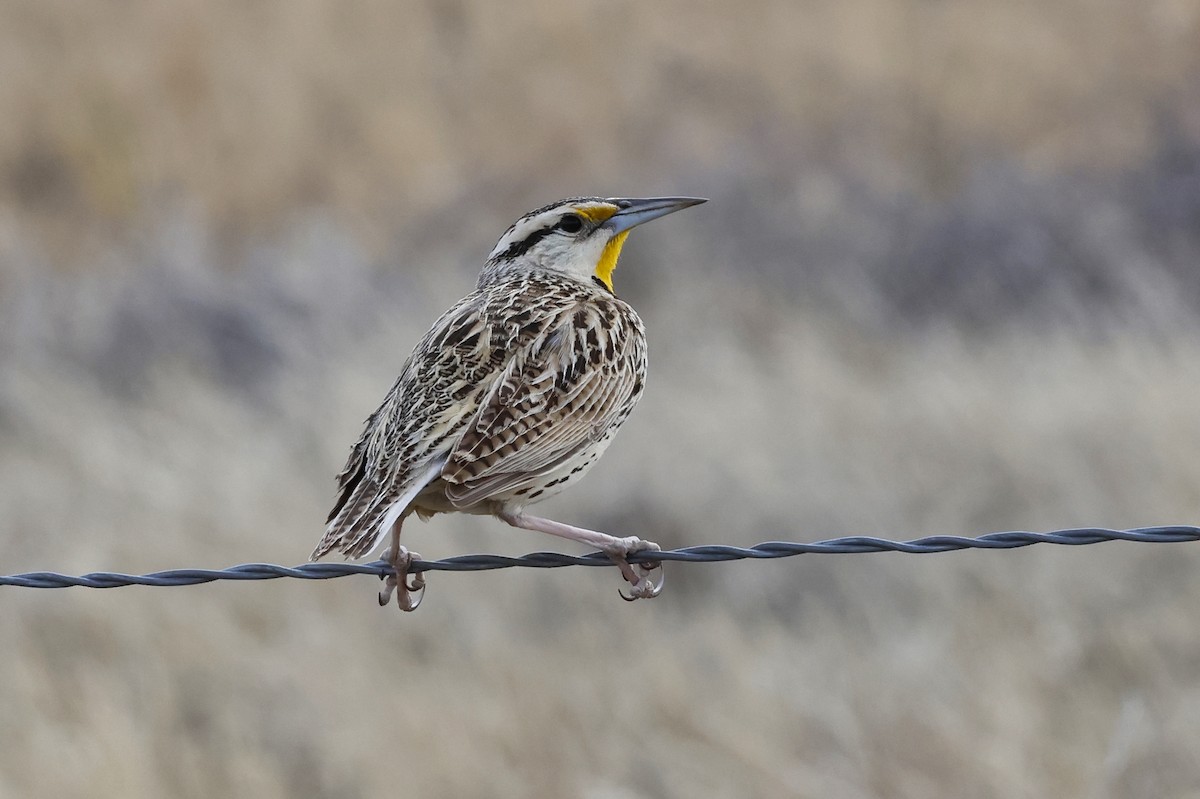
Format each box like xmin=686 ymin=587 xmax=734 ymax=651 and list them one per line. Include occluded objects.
xmin=310 ymin=196 xmax=705 ymax=610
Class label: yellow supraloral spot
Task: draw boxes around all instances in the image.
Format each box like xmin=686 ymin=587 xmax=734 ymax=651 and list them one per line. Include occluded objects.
xmin=594 ymin=231 xmax=629 ymax=292
xmin=574 ymin=203 xmax=619 ymax=225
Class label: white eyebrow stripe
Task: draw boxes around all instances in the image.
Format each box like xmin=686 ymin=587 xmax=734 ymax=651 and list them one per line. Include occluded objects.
xmin=486 ymin=197 xmax=608 ymax=262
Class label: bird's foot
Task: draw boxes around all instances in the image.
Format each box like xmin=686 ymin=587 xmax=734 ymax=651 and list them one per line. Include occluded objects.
xmin=378 ymin=545 xmax=426 ymax=612
xmin=605 ymin=537 xmax=664 ymax=601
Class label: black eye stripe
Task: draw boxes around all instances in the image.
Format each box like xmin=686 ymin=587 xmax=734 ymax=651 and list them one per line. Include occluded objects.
xmin=492 ymin=201 xmax=605 ymax=262
xmin=496 ymin=226 xmax=555 ymax=260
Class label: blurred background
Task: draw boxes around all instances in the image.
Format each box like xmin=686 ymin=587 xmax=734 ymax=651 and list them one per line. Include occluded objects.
xmin=3 ymin=1 xmax=1200 ymax=796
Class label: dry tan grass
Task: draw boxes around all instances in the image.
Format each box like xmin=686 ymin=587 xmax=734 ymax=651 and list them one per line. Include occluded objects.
xmin=3 ymin=273 xmax=1200 ymax=797
xmin=1 ymin=0 xmax=1198 ymax=258
xmin=2 ymin=0 xmax=1200 ymax=796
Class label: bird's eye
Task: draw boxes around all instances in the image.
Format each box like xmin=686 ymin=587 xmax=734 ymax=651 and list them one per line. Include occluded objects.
xmin=558 ymin=214 xmax=584 ymax=234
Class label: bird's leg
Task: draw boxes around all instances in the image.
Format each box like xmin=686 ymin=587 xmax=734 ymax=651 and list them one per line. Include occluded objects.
xmin=497 ymin=510 xmax=664 ymax=600
xmin=378 ymin=519 xmax=425 ymax=611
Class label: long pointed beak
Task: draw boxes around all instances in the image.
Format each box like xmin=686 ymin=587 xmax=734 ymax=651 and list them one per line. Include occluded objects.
xmin=603 ymin=196 xmax=707 ymax=234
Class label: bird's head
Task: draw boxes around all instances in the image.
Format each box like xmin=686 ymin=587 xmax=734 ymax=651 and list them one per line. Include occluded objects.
xmin=481 ymin=196 xmax=706 ymax=293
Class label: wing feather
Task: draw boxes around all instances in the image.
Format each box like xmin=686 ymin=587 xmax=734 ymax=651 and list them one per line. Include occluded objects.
xmin=443 ymin=297 xmax=644 ymax=507
xmin=312 ymin=292 xmax=495 ymax=560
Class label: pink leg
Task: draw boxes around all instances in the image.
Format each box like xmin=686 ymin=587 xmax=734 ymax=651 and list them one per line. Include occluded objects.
xmin=378 ymin=517 xmax=425 ymax=612
xmin=497 ymin=510 xmax=664 ymax=600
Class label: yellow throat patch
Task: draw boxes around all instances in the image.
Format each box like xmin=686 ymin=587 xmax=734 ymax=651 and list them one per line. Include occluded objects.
xmin=594 ymin=231 xmax=629 ymax=292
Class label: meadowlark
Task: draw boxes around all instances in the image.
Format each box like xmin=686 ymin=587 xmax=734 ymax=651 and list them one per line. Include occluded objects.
xmin=310 ymin=196 xmax=706 ymax=610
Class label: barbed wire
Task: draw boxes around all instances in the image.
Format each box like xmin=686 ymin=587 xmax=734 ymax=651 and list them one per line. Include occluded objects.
xmin=1 ymin=526 xmax=1196 ymax=589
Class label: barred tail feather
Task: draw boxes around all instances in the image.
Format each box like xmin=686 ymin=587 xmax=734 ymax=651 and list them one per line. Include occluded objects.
xmin=310 ymin=455 xmax=448 ymax=562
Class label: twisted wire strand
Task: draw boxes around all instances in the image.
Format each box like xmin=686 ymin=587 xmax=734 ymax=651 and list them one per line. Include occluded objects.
xmin=1 ymin=526 xmax=1197 ymax=589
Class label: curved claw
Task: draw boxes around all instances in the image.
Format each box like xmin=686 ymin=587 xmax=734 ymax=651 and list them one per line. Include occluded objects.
xmin=378 ymin=548 xmax=426 ymax=612
xmin=399 ymin=570 xmax=426 ymax=612
xmin=618 ymin=560 xmax=665 ymax=602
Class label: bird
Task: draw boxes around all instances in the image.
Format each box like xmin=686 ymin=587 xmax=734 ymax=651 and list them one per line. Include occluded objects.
xmin=310 ymin=195 xmax=706 ymax=610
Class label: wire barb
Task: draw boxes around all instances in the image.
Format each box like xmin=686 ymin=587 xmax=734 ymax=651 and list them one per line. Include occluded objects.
xmin=1 ymin=526 xmax=1197 ymax=589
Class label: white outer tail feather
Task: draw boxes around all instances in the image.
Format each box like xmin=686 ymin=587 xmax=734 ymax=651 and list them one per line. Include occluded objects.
xmin=343 ymin=455 xmax=448 ymax=558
